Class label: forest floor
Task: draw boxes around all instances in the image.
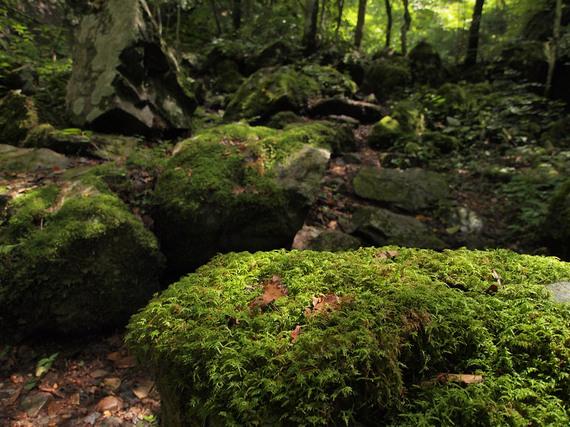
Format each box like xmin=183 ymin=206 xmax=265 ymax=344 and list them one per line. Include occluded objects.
xmin=0 ymin=333 xmax=160 ymax=426
xmin=0 ymin=110 xmax=564 ymax=425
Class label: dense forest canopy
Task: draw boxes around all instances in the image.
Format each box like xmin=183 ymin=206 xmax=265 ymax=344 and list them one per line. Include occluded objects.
xmin=1 ymin=0 xmax=567 ymax=66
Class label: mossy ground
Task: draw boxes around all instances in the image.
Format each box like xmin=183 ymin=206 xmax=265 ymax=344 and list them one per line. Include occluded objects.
xmin=127 ymin=247 xmax=570 ymax=426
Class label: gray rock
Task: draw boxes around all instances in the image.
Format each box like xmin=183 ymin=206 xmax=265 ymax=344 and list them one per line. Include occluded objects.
xmin=352 ymin=206 xmax=447 ymax=249
xmin=353 ymin=167 xmax=450 ymax=212
xmin=308 ymin=98 xmax=384 ymax=124
xmin=292 ymin=225 xmax=361 ymax=251
xmin=547 ymin=282 xmax=570 ymax=304
xmin=19 ymin=392 xmax=52 ymax=417
xmin=66 ymin=0 xmax=196 ymax=135
xmin=0 ymin=144 xmax=72 ymax=172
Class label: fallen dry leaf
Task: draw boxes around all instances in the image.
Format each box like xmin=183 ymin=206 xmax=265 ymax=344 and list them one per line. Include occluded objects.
xmin=306 ymin=292 xmax=341 ymax=318
xmin=375 ymin=250 xmax=399 ymax=260
xmin=249 ymin=275 xmax=288 ymax=312
xmin=291 ymin=326 xmax=302 ymax=343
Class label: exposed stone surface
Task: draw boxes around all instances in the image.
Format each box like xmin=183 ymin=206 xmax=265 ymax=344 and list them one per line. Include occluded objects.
xmin=308 ymin=98 xmax=384 ymax=124
xmin=292 ymin=224 xmax=361 ymax=251
xmin=65 ymin=0 xmax=196 ymax=135
xmin=352 ymin=167 xmax=450 ymax=212
xmin=351 ymin=206 xmax=447 ymax=249
xmin=547 ymin=282 xmax=570 ymax=304
xmin=0 ymin=144 xmax=72 ymax=172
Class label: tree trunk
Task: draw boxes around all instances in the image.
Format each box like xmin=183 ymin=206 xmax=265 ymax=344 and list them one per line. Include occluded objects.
xmin=385 ymin=0 xmax=392 ymax=49
xmin=210 ymin=0 xmax=223 ymax=35
xmin=335 ymin=0 xmax=344 ymax=38
xmin=233 ymin=0 xmax=242 ymax=31
xmin=464 ymin=0 xmax=485 ymax=68
xmin=545 ymin=0 xmax=562 ymax=97
xmin=320 ymin=0 xmax=328 ymax=32
xmin=354 ymin=0 xmax=367 ymax=49
xmin=302 ymin=0 xmax=319 ymax=52
xmin=400 ymin=0 xmax=411 ymax=56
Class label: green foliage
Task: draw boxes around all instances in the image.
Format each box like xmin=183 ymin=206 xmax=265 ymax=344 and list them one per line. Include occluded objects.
xmin=127 ymin=247 xmax=570 ymax=426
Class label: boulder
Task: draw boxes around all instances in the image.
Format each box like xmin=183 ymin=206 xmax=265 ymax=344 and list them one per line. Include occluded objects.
xmin=352 ymin=167 xmax=450 ymax=213
xmin=126 ymin=247 xmax=570 ymax=425
xmin=351 ymin=206 xmax=446 ymax=249
xmin=0 ymin=144 xmax=71 ymax=172
xmin=368 ymin=116 xmax=403 ymax=150
xmin=408 ymin=41 xmax=447 ymax=87
xmin=363 ymin=56 xmax=411 ymax=102
xmin=0 ymin=176 xmax=164 ymax=335
xmin=65 ymin=0 xmax=197 ymax=136
xmin=292 ymin=225 xmax=361 ymax=251
xmin=152 ymin=123 xmax=344 ymax=277
xmin=544 ymin=179 xmax=570 ymax=260
xmin=308 ymin=98 xmax=384 ymax=124
xmin=0 ymin=91 xmax=38 ymax=146
xmin=224 ymin=64 xmax=356 ymax=123
xmin=3 ymin=64 xmax=38 ymax=95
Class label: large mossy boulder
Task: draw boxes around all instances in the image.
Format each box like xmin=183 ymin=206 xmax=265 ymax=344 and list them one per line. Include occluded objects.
xmin=126 ymin=247 xmax=570 ymax=426
xmin=65 ymin=0 xmax=197 ymax=135
xmin=0 ymin=176 xmax=164 ymax=336
xmin=408 ymin=41 xmax=447 ymax=87
xmin=152 ymin=122 xmax=349 ymax=277
xmin=363 ymin=56 xmax=411 ymax=102
xmin=224 ymin=64 xmax=356 ymax=123
xmin=353 ymin=167 xmax=450 ymax=213
xmin=0 ymin=91 xmax=38 ymax=146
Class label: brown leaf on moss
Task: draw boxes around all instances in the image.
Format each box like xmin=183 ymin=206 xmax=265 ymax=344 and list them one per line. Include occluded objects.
xmin=249 ymin=275 xmax=288 ymax=312
xmin=291 ymin=325 xmax=302 ymax=343
xmin=375 ymin=250 xmax=399 ymax=260
xmin=306 ymin=291 xmax=340 ymax=318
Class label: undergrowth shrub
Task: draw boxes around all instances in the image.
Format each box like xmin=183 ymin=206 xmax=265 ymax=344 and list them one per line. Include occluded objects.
xmin=126 ymin=247 xmax=570 ymax=426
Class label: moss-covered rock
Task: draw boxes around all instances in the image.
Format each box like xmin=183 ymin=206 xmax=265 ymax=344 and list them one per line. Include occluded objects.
xmin=408 ymin=41 xmax=447 ymax=87
xmin=126 ymin=247 xmax=570 ymax=426
xmin=0 ymin=91 xmax=38 ymax=146
xmin=0 ymin=176 xmax=164 ymax=336
xmin=352 ymin=206 xmax=446 ymax=249
xmin=368 ymin=116 xmax=403 ymax=150
xmin=353 ymin=167 xmax=450 ymax=213
xmin=0 ymin=144 xmax=72 ymax=174
xmin=224 ymin=64 xmax=356 ymax=123
xmin=364 ymin=56 xmax=411 ymax=102
xmin=544 ymin=180 xmax=570 ymax=259
xmin=152 ymin=122 xmax=348 ymax=277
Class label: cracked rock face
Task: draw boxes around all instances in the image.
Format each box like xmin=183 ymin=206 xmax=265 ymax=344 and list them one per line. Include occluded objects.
xmin=66 ymin=0 xmax=196 ymax=136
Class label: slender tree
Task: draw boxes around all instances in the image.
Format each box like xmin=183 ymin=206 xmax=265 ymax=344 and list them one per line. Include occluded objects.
xmin=303 ymin=0 xmax=320 ymax=52
xmin=545 ymin=0 xmax=562 ymax=96
xmin=335 ymin=0 xmax=344 ymax=39
xmin=464 ymin=0 xmax=485 ymax=67
xmin=400 ymin=0 xmax=411 ymax=55
xmin=354 ymin=0 xmax=367 ymax=49
xmin=385 ymin=0 xmax=392 ymax=48
xmin=233 ymin=0 xmax=242 ymax=31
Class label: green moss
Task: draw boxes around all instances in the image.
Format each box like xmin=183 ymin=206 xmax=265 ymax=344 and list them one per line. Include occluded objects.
xmin=224 ymin=64 xmax=356 ymax=123
xmin=365 ymin=57 xmax=411 ymax=102
xmin=0 ymin=91 xmax=39 ymax=146
xmin=0 ymin=175 xmax=163 ymax=335
xmin=392 ymin=100 xmax=425 ymax=134
xmin=127 ymin=247 xmax=570 ymax=426
xmin=368 ymin=116 xmax=403 ymax=150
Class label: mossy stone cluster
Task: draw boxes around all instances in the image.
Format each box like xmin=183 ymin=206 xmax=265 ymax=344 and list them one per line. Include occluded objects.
xmin=152 ymin=122 xmax=350 ymax=277
xmin=126 ymin=247 xmax=570 ymax=426
xmin=364 ymin=56 xmax=411 ymax=102
xmin=224 ymin=64 xmax=357 ymax=123
xmin=0 ymin=177 xmax=164 ymax=335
